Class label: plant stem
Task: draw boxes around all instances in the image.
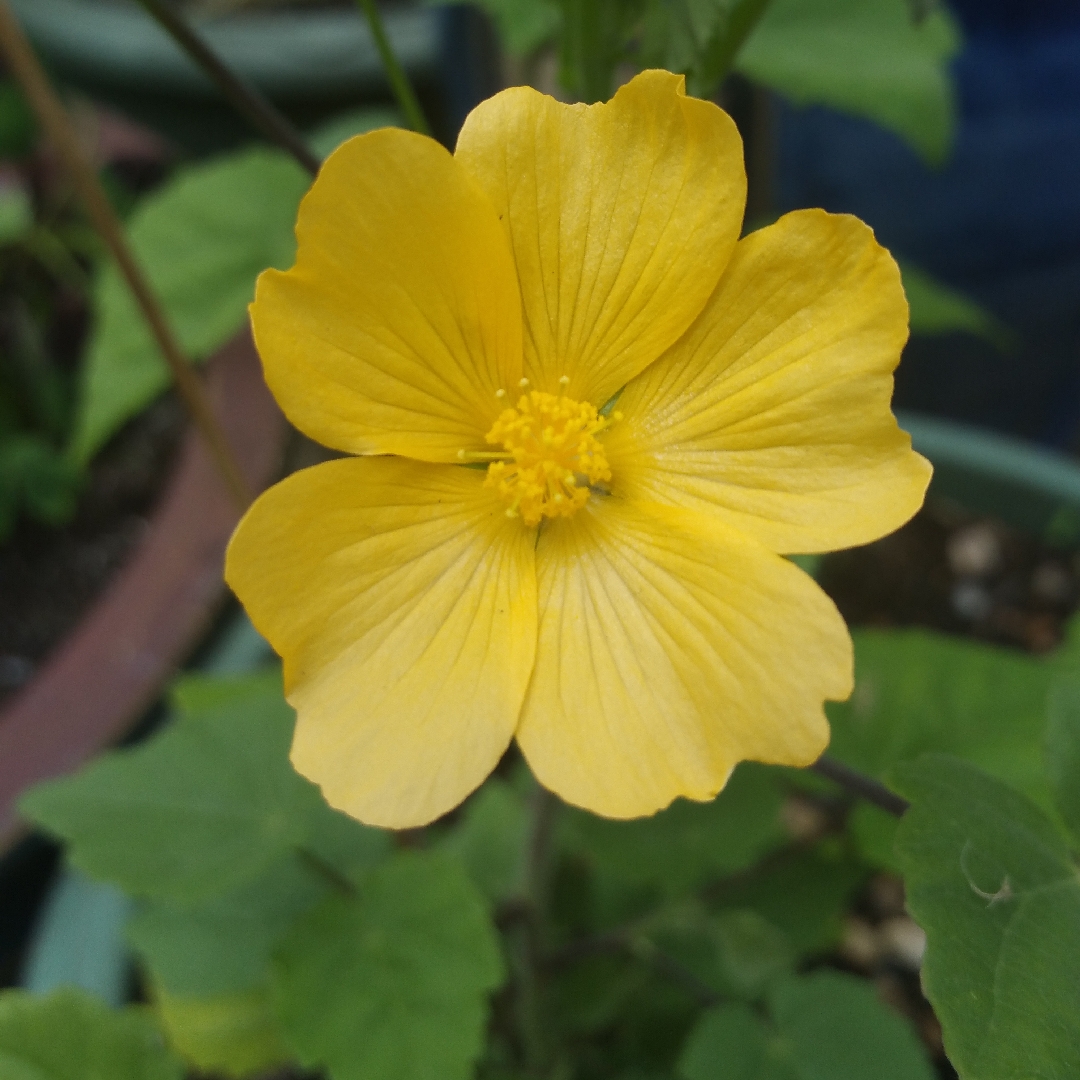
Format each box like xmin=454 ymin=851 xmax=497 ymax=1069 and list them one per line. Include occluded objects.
xmin=810 ymin=754 xmax=910 ymax=818
xmin=295 ymin=846 xmax=358 ymax=896
xmin=134 ymin=0 xmax=320 ymax=176
xmin=511 ymin=783 xmax=559 ymax=1077
xmin=352 ymin=0 xmax=431 ymax=136
xmin=0 ymin=1 xmax=253 ymax=510
xmin=696 ymin=0 xmax=773 ymax=95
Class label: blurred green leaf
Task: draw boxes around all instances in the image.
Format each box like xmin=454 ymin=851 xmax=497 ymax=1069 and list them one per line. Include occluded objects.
xmin=20 ymin=670 xmax=328 ymax=902
xmin=901 ymin=262 xmax=1013 ymax=348
xmin=652 ymin=906 xmax=794 ymax=1001
xmin=736 ymin=0 xmax=960 ymax=165
xmin=70 ymin=108 xmax=393 ymax=464
xmin=272 ymin=851 xmax=505 ymax=1080
xmin=69 ymin=147 xmax=306 ymax=463
xmin=0 ymin=433 xmax=81 ymax=539
xmin=893 ymin=755 xmax=1080 ymax=1079
xmin=154 ymin=986 xmax=290 ymax=1078
xmin=679 ymin=970 xmax=933 ymax=1080
xmin=0 ymin=988 xmax=183 ymax=1080
xmin=438 ymin=777 xmax=530 ymax=905
xmin=640 ymin=0 xmax=771 ymax=98
xmin=711 ymin=844 xmax=868 ymax=956
xmin=128 ymin=858 xmax=326 ymax=998
xmin=828 ymin=629 xmax=1057 ymax=868
xmin=1045 ymin=677 xmax=1080 ymax=846
xmin=829 ymin=629 xmax=1055 ymax=802
xmin=0 ymin=80 xmax=36 ymax=158
xmin=564 ymin=763 xmax=786 ymax=899
xmin=678 ymin=1001 xmax=795 ymax=1080
xmin=558 ymin=0 xmax=642 ymax=102
xmin=769 ymin=971 xmax=935 ymax=1080
xmin=308 ymin=107 xmax=401 ymax=160
xmin=0 ymin=185 xmax=31 ymax=245
xmin=428 ymin=0 xmax=560 ymax=56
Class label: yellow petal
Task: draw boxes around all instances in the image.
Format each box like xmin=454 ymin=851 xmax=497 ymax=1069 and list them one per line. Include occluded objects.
xmin=225 ymin=457 xmax=537 ymax=828
xmin=251 ymin=128 xmax=523 ymax=462
xmin=516 ymin=499 xmax=851 ymax=819
xmin=605 ymin=210 xmax=932 ymax=554
xmin=455 ymin=70 xmax=746 ymax=407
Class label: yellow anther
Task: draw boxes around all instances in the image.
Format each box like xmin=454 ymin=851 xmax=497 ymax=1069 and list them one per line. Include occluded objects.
xmin=559 ymin=375 xmax=570 ymax=386
xmin=482 ymin=390 xmax=614 ymax=527
xmin=519 ymin=377 xmax=530 ymax=388
xmin=495 ymin=388 xmax=506 ymax=399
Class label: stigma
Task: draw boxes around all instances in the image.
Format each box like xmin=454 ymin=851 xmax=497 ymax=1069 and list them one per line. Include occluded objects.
xmin=478 ymin=388 xmax=615 ymax=527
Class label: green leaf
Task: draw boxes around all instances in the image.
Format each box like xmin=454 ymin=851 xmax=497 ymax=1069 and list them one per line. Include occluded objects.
xmin=438 ymin=778 xmax=530 ymax=905
xmin=652 ymin=907 xmax=794 ymax=1002
xmin=308 ymin=107 xmax=400 ymax=160
xmin=0 ymin=80 xmax=36 ymax=158
xmin=153 ymin=986 xmax=290 ymax=1078
xmin=0 ymin=184 xmax=31 ymax=245
xmin=70 ymin=106 xmax=399 ymax=463
xmin=128 ymin=857 xmax=326 ymax=997
xmin=565 ymin=763 xmax=786 ymax=899
xmin=20 ymin=670 xmax=326 ymax=902
xmin=0 ymin=434 xmax=81 ymax=539
xmin=829 ymin=629 xmax=1055 ymax=803
xmin=827 ymin=629 xmax=1059 ymax=868
xmin=273 ymin=851 xmax=505 ymax=1080
xmin=736 ymin=0 xmax=960 ymax=165
xmin=678 ymin=1001 xmax=795 ymax=1080
xmin=427 ymin=0 xmax=560 ymax=56
xmin=893 ymin=755 xmax=1080 ymax=1078
xmin=1045 ymin=677 xmax=1080 ymax=845
xmin=711 ymin=844 xmax=868 ymax=956
xmin=70 ymin=146 xmax=308 ymax=463
xmin=0 ymin=988 xmax=183 ymax=1080
xmin=769 ymin=971 xmax=935 ymax=1080
xmin=901 ymin=262 xmax=1013 ymax=348
xmin=558 ymin=0 xmax=640 ymax=103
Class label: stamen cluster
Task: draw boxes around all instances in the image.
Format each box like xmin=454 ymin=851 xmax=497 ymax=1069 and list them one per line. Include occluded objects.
xmin=483 ymin=390 xmax=613 ymax=526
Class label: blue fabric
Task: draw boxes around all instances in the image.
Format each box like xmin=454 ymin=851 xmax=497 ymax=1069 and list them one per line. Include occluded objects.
xmin=774 ymin=9 xmax=1080 ymax=444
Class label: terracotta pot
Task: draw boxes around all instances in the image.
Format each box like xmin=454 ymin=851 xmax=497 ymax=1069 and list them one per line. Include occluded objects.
xmin=0 ymin=326 xmax=285 ymax=848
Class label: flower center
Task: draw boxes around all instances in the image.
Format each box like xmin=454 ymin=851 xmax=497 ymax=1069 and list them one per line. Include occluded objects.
xmin=468 ymin=386 xmax=615 ymax=527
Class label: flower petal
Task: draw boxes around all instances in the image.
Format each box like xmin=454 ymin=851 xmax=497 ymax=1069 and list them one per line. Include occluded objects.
xmin=605 ymin=210 xmax=932 ymax=554
xmin=252 ymin=128 xmax=523 ymax=462
xmin=225 ymin=457 xmax=537 ymax=828
xmin=455 ymin=70 xmax=746 ymax=407
xmin=516 ymin=499 xmax=851 ymax=819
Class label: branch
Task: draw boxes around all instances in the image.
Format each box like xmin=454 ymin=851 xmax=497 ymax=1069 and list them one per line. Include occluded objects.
xmin=809 ymin=754 xmax=910 ymax=818
xmin=0 ymin=1 xmax=252 ymax=510
xmin=134 ymin=0 xmax=321 ymax=176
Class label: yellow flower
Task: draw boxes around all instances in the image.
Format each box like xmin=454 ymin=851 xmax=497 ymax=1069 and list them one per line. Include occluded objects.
xmin=226 ymin=70 xmax=931 ymax=829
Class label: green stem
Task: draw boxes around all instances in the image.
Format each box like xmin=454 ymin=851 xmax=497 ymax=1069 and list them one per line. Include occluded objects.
xmin=295 ymin=846 xmax=357 ymax=896
xmin=511 ymin=783 xmax=559 ymax=1076
xmin=695 ymin=0 xmax=773 ymax=95
xmin=353 ymin=0 xmax=431 ymax=136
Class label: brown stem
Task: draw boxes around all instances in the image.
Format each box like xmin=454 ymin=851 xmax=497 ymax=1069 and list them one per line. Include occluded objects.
xmin=133 ymin=0 xmax=320 ymax=177
xmin=0 ymin=1 xmax=253 ymax=510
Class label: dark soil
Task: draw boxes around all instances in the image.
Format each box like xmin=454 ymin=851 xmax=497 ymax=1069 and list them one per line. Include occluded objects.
xmin=820 ymin=497 xmax=1080 ymax=652
xmin=0 ymin=391 xmax=187 ymax=709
